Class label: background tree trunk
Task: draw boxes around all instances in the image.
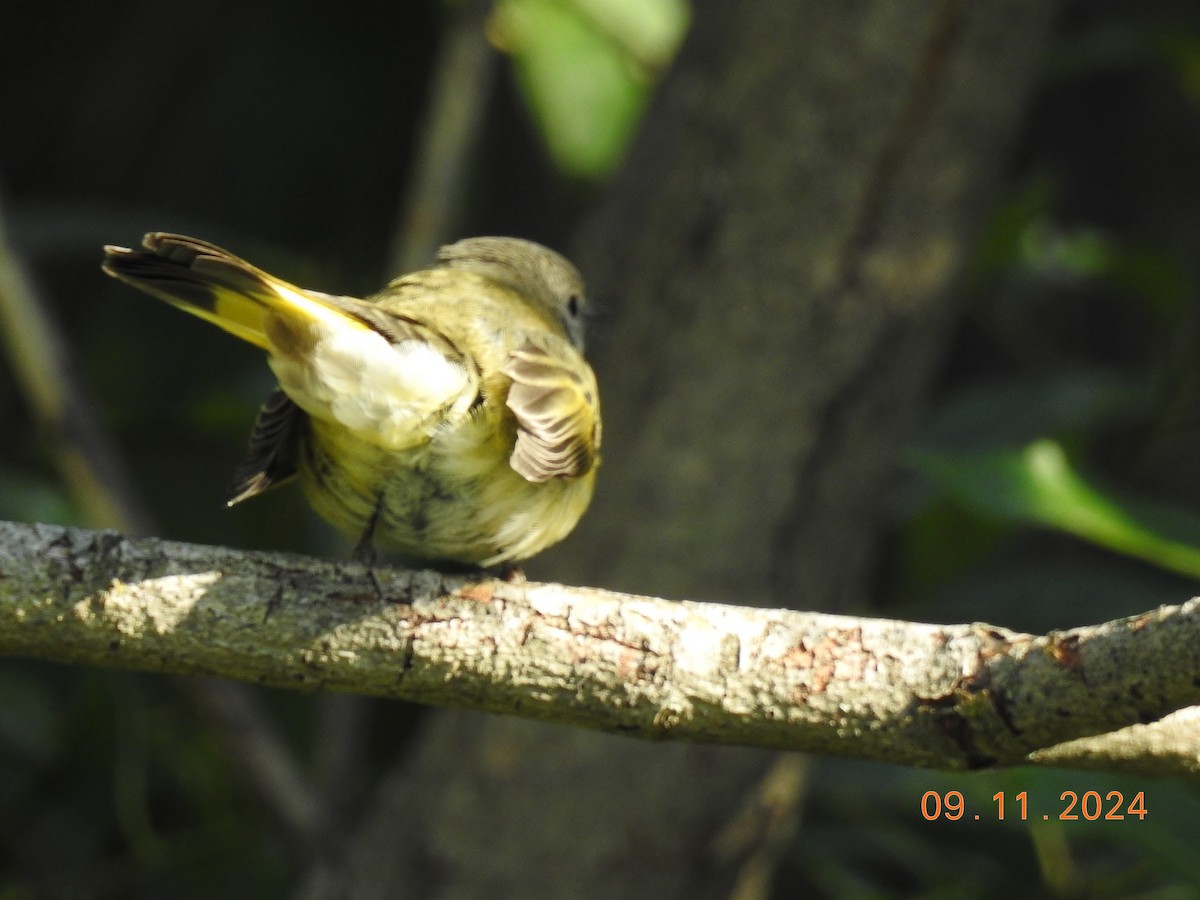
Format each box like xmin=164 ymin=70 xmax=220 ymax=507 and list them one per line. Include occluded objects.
xmin=331 ymin=2 xmax=1063 ymax=897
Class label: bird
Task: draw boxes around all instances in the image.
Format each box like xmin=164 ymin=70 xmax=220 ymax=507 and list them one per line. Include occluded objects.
xmin=102 ymin=232 xmax=600 ymax=566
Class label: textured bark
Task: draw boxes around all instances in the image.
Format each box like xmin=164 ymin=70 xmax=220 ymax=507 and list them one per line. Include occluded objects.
xmin=567 ymin=0 xmax=1051 ymax=606
xmin=3 ymin=519 xmax=1198 ymax=768
xmin=343 ymin=1 xmax=1067 ymax=897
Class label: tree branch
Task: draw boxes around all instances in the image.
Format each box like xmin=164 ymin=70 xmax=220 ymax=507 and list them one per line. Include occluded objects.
xmin=3 ymin=519 xmax=1197 ymax=774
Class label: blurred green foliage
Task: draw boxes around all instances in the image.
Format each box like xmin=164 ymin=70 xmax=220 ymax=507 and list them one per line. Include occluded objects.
xmin=493 ymin=0 xmax=689 ymax=177
xmin=777 ymin=762 xmax=1200 ymax=898
xmin=913 ymin=438 xmax=1200 ymax=580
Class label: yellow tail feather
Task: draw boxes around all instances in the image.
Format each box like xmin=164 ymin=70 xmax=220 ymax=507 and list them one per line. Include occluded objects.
xmin=102 ymin=233 xmax=363 ymax=351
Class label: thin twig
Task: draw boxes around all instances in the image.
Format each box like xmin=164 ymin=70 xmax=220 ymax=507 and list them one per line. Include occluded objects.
xmin=0 ymin=193 xmax=153 ymax=533
xmin=185 ymin=677 xmax=322 ymax=847
xmin=387 ymin=0 xmax=499 ymax=275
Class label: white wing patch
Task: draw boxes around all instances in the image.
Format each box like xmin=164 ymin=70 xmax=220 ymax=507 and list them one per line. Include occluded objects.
xmin=270 ymin=328 xmax=471 ymax=449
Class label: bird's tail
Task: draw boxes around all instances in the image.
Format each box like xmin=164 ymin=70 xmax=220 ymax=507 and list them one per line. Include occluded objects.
xmin=102 ymin=232 xmax=354 ymax=350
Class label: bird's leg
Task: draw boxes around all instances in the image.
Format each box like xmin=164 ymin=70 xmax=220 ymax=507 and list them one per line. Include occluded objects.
xmin=353 ymin=496 xmax=384 ymax=565
xmin=497 ymin=563 xmax=526 ymax=583
xmin=353 ymin=496 xmax=385 ymax=599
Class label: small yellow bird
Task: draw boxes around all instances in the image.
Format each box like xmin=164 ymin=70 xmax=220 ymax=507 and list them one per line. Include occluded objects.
xmin=102 ymin=233 xmax=600 ymax=566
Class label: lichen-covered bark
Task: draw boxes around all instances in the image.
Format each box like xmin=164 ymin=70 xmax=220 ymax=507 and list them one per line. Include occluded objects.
xmin=3 ymin=521 xmax=1197 ymax=770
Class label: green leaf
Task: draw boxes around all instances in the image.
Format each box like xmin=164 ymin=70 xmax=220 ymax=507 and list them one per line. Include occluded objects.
xmin=910 ymin=439 xmax=1200 ymax=580
xmin=492 ymin=0 xmax=688 ymax=178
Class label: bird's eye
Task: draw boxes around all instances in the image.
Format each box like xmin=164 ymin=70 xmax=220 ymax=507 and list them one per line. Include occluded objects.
xmin=567 ymin=294 xmax=581 ymax=318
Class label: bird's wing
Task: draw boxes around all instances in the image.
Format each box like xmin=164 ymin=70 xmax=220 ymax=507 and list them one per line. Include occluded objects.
xmin=502 ymin=337 xmax=600 ymax=482
xmin=227 ymin=388 xmax=305 ymax=506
